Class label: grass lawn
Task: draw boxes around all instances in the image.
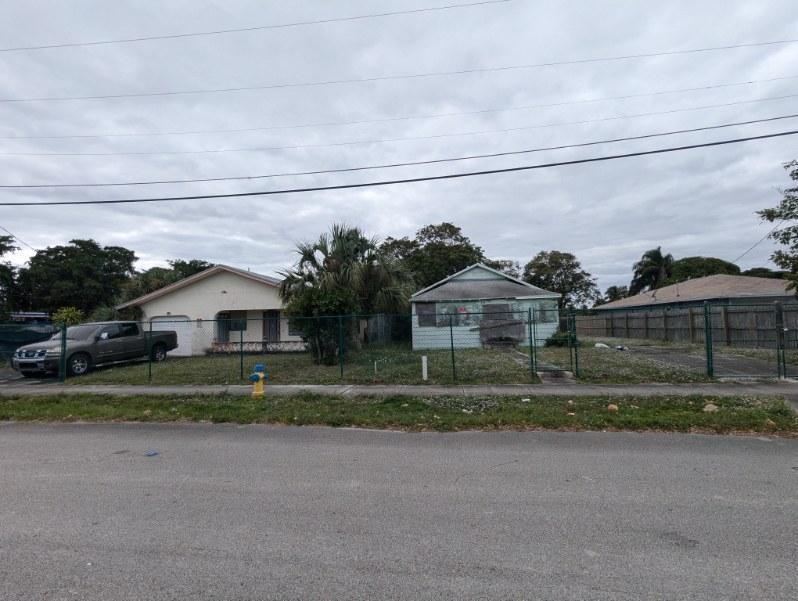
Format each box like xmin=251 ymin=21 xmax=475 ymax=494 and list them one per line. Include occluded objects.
xmin=570 ymin=336 xmax=794 ymax=379
xmin=0 ymin=393 xmax=794 ymax=434
xmin=534 ymin=342 xmax=709 ymax=384
xmin=574 ymin=334 xmax=791 ymax=365
xmin=71 ymin=345 xmax=536 ymax=386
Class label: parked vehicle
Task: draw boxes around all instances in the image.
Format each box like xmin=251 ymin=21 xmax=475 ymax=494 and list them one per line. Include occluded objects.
xmin=11 ymin=321 xmax=178 ymax=377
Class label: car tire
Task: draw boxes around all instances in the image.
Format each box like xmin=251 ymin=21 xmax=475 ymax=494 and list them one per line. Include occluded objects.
xmin=67 ymin=353 xmax=91 ymax=377
xmin=151 ymin=344 xmax=167 ymax=362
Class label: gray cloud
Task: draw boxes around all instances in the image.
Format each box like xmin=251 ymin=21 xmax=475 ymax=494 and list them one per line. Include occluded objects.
xmin=0 ymin=0 xmax=796 ymax=291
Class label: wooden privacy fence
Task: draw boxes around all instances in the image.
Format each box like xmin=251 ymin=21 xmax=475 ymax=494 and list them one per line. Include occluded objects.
xmin=575 ymin=302 xmax=798 ymax=349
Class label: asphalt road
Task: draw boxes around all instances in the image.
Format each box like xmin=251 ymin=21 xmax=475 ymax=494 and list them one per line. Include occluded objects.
xmin=0 ymin=424 xmax=796 ymax=601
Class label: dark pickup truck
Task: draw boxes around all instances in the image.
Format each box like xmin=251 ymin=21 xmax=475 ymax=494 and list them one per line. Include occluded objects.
xmin=11 ymin=321 xmax=178 ymax=377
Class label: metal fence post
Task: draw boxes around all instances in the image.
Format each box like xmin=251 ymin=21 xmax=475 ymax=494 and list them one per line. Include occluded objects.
xmin=239 ymin=326 xmax=244 ymax=381
xmin=531 ymin=308 xmax=538 ymax=374
xmin=703 ymin=302 xmax=714 ymax=378
xmin=338 ymin=315 xmax=344 ymax=380
xmin=449 ymin=314 xmax=456 ymax=382
xmin=571 ymin=309 xmax=580 ymax=378
xmin=774 ymin=302 xmax=785 ymax=378
xmin=147 ymin=320 xmax=153 ymax=383
xmin=58 ymin=325 xmax=67 ymax=382
xmin=527 ymin=308 xmax=535 ymax=379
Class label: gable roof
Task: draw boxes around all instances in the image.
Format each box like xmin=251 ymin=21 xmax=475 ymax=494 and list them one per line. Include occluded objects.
xmin=411 ymin=263 xmax=559 ymax=302
xmin=597 ymin=274 xmax=793 ymax=310
xmin=116 ymin=264 xmax=281 ymax=309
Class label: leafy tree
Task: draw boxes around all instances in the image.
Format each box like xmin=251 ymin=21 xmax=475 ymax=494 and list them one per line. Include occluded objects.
xmin=741 ymin=267 xmax=787 ymax=279
xmin=380 ymin=222 xmax=484 ymax=289
xmin=16 ymin=239 xmax=136 ymax=314
xmin=89 ymin=305 xmax=123 ymax=322
xmin=629 ymin=247 xmax=674 ymax=294
xmin=280 ymin=224 xmax=413 ymax=363
xmin=596 ymin=285 xmax=629 ymax=305
xmin=664 ymin=256 xmax=740 ymax=285
xmin=119 ymin=259 xmax=214 ymax=304
xmin=0 ymin=235 xmax=18 ymax=319
xmin=51 ymin=306 xmax=85 ymax=327
xmin=523 ymin=250 xmax=599 ymax=310
xmin=0 ymin=235 xmax=15 ymax=257
xmin=483 ymin=259 xmax=522 ymax=279
xmin=169 ymin=259 xmax=214 ymax=279
xmin=758 ymin=160 xmax=798 ymax=290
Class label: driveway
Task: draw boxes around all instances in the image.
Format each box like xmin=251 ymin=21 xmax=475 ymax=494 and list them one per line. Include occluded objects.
xmin=0 ymin=424 xmax=795 ymax=600
xmin=0 ymin=366 xmax=48 ymax=385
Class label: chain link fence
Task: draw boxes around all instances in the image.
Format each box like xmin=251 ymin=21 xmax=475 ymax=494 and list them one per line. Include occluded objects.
xmin=575 ymin=301 xmax=797 ymax=380
xmin=0 ymin=311 xmax=574 ymax=384
xmin=2 ymin=301 xmax=796 ymax=384
xmin=135 ymin=311 xmax=570 ymax=385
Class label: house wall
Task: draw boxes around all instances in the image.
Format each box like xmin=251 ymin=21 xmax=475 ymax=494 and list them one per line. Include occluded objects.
xmin=138 ymin=271 xmax=301 ymax=355
xmin=138 ymin=271 xmax=283 ymax=320
xmin=411 ymin=298 xmax=559 ymax=350
xmin=453 ymin=268 xmax=505 ymax=280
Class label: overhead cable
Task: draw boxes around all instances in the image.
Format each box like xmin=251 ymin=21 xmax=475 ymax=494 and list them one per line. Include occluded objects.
xmin=3 ymin=112 xmax=796 ymax=188
xmin=1 ymin=129 xmax=795 ymax=206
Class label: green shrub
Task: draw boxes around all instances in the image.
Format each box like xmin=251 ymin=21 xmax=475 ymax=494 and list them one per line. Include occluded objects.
xmin=545 ymin=331 xmax=574 ymax=347
xmin=51 ymin=306 xmax=85 ymax=327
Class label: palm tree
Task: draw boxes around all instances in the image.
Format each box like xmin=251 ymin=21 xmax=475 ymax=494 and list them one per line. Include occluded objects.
xmin=279 ymin=224 xmax=413 ymax=314
xmin=279 ymin=225 xmax=414 ymax=362
xmin=629 ymin=247 xmax=674 ymax=295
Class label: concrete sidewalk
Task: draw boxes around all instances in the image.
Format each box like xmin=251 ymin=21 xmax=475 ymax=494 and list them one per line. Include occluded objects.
xmin=2 ymin=381 xmax=797 ymax=400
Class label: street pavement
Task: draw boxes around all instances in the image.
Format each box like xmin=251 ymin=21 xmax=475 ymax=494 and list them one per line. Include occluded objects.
xmin=0 ymin=423 xmax=796 ymax=600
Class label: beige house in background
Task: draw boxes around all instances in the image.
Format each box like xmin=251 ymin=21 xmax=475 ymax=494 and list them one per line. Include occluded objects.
xmin=116 ymin=264 xmax=302 ymax=356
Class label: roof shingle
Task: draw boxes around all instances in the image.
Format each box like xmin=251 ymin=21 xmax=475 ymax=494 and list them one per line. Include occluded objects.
xmin=597 ymin=274 xmax=793 ymax=310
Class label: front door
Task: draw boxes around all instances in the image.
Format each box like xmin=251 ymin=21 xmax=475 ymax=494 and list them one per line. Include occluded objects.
xmin=263 ymin=311 xmax=280 ymax=343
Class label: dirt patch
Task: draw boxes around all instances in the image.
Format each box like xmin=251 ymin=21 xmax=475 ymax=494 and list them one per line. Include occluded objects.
xmin=632 ymin=346 xmax=778 ymax=378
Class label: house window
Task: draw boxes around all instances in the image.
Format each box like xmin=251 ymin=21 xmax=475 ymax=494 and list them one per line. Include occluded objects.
xmin=416 ymin=303 xmax=436 ymax=327
xmin=435 ymin=302 xmax=482 ymax=327
xmin=119 ymin=323 xmax=139 ymax=337
xmin=535 ymin=301 xmax=559 ymax=323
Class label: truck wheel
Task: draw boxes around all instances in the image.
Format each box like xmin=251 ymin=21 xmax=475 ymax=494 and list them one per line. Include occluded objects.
xmin=68 ymin=353 xmax=91 ymax=377
xmin=151 ymin=344 xmax=167 ymax=362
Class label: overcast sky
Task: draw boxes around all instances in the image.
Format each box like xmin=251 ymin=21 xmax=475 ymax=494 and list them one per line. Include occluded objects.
xmin=0 ymin=0 xmax=796 ymax=290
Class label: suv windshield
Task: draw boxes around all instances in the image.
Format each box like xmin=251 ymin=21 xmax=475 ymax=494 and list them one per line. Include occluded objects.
xmin=50 ymin=325 xmax=99 ymax=340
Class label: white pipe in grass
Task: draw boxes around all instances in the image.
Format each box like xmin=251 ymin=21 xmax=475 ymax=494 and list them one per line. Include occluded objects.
xmin=421 ymin=355 xmax=428 ymax=381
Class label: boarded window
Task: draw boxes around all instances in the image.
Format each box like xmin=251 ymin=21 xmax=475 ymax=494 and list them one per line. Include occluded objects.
xmin=416 ymin=303 xmax=436 ymax=327
xmin=479 ymin=303 xmax=524 ymax=345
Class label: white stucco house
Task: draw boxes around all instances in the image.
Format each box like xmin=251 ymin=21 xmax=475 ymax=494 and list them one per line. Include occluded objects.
xmin=410 ymin=263 xmax=561 ymax=350
xmin=116 ymin=264 xmax=303 ymax=356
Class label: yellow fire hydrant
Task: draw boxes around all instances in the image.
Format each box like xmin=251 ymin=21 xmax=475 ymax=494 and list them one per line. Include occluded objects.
xmin=249 ymin=363 xmax=268 ymax=397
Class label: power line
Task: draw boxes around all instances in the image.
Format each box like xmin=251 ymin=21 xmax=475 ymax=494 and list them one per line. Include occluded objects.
xmin=3 ymin=113 xmax=796 ymax=188
xmin=0 ymin=225 xmax=36 ymax=251
xmin=3 ymin=74 xmax=796 ymax=141
xmin=0 ymin=1 xmax=511 ymax=53
xmin=3 ymin=93 xmax=796 ymax=158
xmin=2 ymin=38 xmax=797 ymax=104
xmin=1 ymin=129 xmax=795 ymax=206
xmin=732 ymin=220 xmax=784 ymax=263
